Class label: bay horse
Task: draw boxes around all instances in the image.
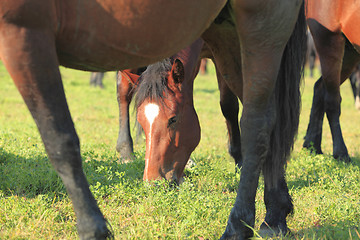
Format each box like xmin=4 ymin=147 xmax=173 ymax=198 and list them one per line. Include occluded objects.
xmin=134 ymin=39 xmax=242 ymax=183
xmin=0 ymin=1 xmax=306 ymax=239
xmin=304 ymin=0 xmax=360 ymax=162
xmin=116 ymin=40 xmax=242 ymax=183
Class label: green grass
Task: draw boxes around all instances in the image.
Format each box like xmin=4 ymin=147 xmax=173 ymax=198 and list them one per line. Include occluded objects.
xmin=0 ymin=61 xmax=360 ymax=239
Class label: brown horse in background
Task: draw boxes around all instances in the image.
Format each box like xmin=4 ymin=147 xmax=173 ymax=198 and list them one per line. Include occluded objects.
xmin=304 ymin=0 xmax=360 ymax=162
xmin=0 ymin=0 xmax=306 ymax=239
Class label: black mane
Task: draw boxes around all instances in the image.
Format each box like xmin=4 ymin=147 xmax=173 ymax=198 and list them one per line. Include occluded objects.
xmin=134 ymin=58 xmax=173 ymax=108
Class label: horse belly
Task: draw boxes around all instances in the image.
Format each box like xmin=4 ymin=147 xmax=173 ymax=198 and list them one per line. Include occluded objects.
xmin=307 ymin=0 xmax=360 ymax=51
xmin=306 ymin=0 xmax=341 ymax=32
xmin=56 ymin=0 xmax=226 ymax=71
xmin=341 ymin=5 xmax=360 ymax=51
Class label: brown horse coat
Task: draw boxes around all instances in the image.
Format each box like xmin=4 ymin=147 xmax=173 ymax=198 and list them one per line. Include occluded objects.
xmin=307 ymin=0 xmax=360 ymax=49
xmin=0 ymin=0 xmax=225 ymax=71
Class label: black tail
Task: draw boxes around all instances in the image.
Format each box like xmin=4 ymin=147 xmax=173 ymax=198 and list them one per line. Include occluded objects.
xmin=262 ymin=2 xmax=307 ymax=187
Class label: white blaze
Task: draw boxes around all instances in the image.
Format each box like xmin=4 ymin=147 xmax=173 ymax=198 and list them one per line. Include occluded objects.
xmin=144 ymin=103 xmax=160 ymax=179
xmin=144 ymin=103 xmax=160 ymax=126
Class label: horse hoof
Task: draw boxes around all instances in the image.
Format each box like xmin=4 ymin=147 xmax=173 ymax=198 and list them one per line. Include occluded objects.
xmin=118 ymin=155 xmax=134 ymax=163
xmin=220 ymin=232 xmax=244 ymax=240
xmin=258 ymin=223 xmax=291 ymax=239
xmin=303 ymin=141 xmax=323 ymax=155
xmin=334 ymin=154 xmax=352 ymax=163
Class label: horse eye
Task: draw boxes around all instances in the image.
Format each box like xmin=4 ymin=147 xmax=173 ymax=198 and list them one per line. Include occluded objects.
xmin=167 ymin=116 xmax=177 ymax=128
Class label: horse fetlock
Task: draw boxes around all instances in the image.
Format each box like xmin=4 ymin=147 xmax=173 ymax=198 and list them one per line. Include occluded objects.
xmin=333 ymin=149 xmax=351 ymax=163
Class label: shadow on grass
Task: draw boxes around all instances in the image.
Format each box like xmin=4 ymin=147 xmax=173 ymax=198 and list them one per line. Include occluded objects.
xmin=293 ymin=222 xmax=360 ymax=239
xmin=0 ymin=147 xmax=145 ymax=199
xmin=288 ymin=148 xmax=360 ymax=190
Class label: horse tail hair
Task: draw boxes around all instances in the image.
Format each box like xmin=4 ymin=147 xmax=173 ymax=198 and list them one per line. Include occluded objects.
xmin=262 ymin=1 xmax=307 ymax=188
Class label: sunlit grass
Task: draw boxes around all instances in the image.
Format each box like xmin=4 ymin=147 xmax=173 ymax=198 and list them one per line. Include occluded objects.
xmin=0 ymin=62 xmax=359 ymax=239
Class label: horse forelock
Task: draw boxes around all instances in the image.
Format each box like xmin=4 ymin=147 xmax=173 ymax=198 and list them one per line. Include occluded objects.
xmin=134 ymin=58 xmax=173 ymax=109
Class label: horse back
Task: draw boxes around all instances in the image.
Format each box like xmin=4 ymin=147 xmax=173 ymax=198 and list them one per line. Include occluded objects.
xmin=307 ymin=0 xmax=360 ymax=49
xmin=55 ymin=0 xmax=225 ymax=71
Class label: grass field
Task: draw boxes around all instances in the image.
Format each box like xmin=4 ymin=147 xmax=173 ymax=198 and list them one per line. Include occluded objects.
xmin=0 ymin=61 xmax=360 ymax=239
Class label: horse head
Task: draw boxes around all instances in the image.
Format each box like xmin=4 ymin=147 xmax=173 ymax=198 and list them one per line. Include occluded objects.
xmin=136 ymin=58 xmax=200 ymax=184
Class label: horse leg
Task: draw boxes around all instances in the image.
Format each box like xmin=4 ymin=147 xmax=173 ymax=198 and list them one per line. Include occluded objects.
xmin=215 ymin=65 xmax=242 ymax=169
xmin=259 ymin=173 xmax=293 ymax=236
xmin=0 ymin=27 xmax=111 ymax=239
xmin=304 ymin=38 xmax=360 ymax=156
xmin=303 ymin=77 xmax=326 ymax=154
xmin=218 ymin=2 xmax=304 ymax=238
xmin=96 ymin=72 xmax=105 ymax=88
xmin=116 ymin=71 xmax=135 ymax=161
xmin=308 ymin=21 xmax=360 ymax=161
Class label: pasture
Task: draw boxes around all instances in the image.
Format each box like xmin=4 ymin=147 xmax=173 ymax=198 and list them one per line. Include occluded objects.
xmin=0 ymin=61 xmax=359 ymax=239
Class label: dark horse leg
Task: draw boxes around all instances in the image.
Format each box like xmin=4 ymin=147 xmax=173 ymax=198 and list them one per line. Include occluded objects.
xmin=0 ymin=26 xmax=111 ymax=239
xmin=304 ymin=21 xmax=360 ymax=161
xmin=204 ymin=2 xmax=305 ymax=238
xmin=215 ymin=65 xmax=242 ymax=168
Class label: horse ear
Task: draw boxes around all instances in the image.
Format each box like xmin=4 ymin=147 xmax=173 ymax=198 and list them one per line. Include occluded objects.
xmin=171 ymin=59 xmax=185 ymax=84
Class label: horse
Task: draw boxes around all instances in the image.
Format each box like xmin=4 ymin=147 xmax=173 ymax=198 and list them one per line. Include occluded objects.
xmin=136 ymin=3 xmax=306 ymax=239
xmin=116 ymin=43 xmax=242 ymax=172
xmin=0 ymin=1 xmax=306 ymax=239
xmin=133 ymin=39 xmax=242 ymax=183
xmin=304 ymin=0 xmax=360 ymax=162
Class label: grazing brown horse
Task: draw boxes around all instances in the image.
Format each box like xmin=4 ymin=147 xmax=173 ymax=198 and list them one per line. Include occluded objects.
xmin=116 ymin=40 xmax=242 ymax=184
xmin=134 ymin=39 xmax=242 ymax=183
xmin=304 ymin=0 xmax=360 ymax=162
xmin=0 ymin=0 xmax=306 ymax=239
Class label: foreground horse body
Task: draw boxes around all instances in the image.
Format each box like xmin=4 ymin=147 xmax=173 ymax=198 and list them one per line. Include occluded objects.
xmin=304 ymin=0 xmax=360 ymax=161
xmin=0 ymin=1 xmax=306 ymax=239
